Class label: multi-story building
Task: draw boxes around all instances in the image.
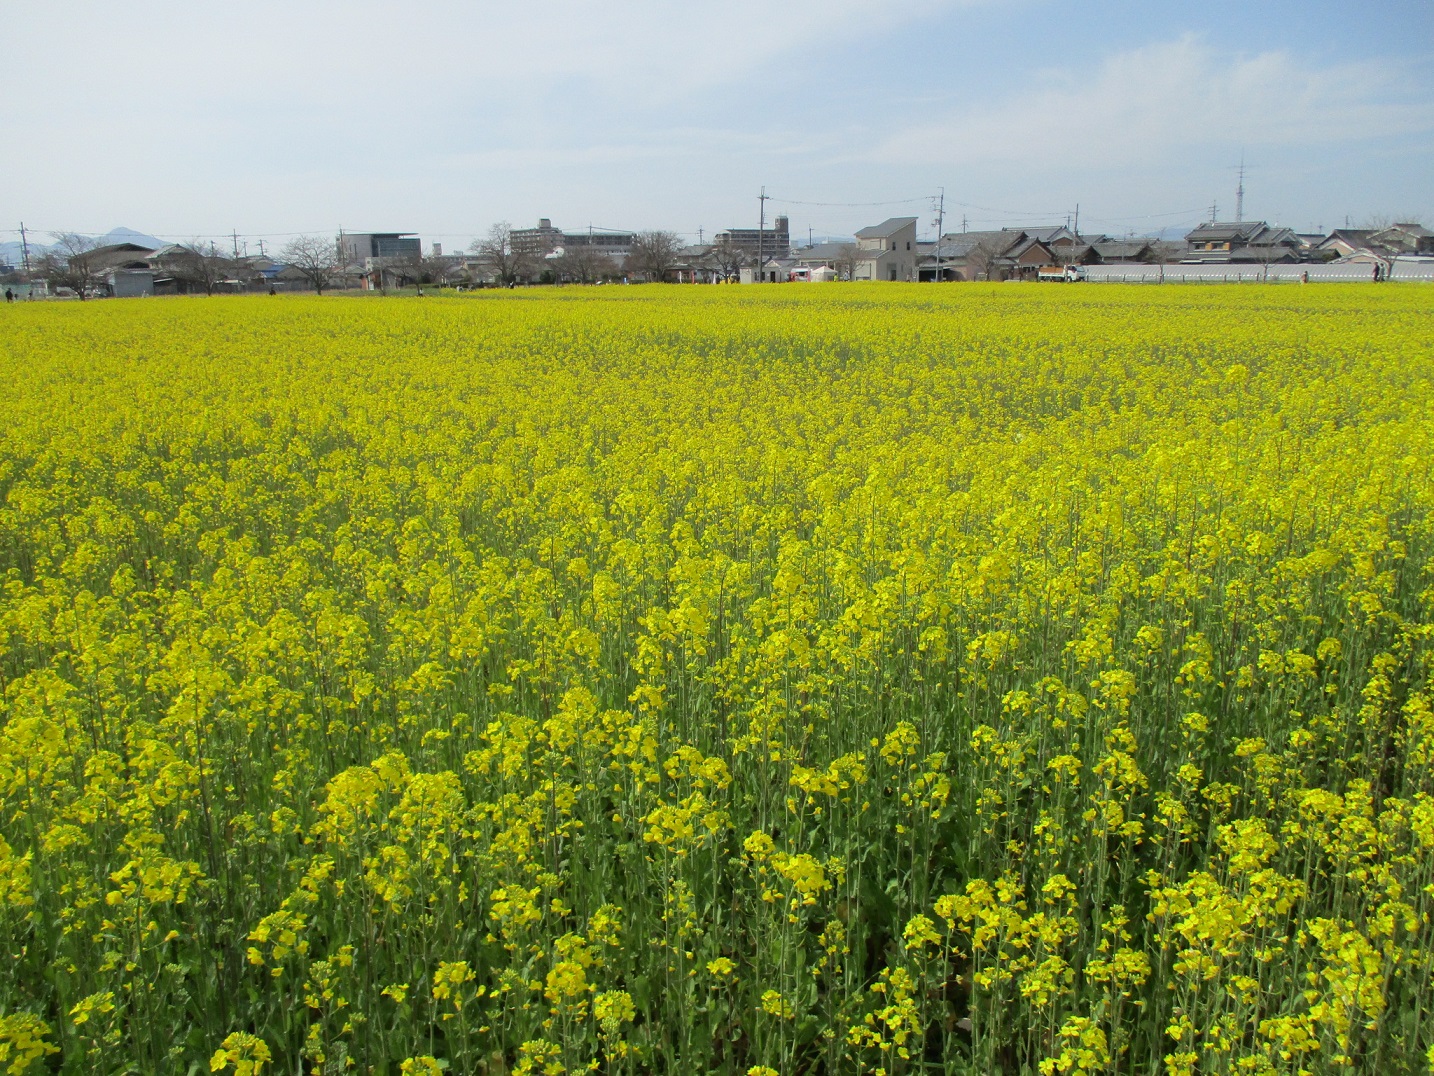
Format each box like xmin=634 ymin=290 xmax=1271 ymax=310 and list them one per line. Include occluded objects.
xmin=338 ymin=233 xmax=421 ymax=265
xmin=512 ymin=219 xmax=636 ymax=260
xmin=713 ymin=215 xmax=790 ymax=260
xmin=562 ymin=228 xmax=635 ymax=259
xmin=511 ymin=219 xmax=565 ymax=256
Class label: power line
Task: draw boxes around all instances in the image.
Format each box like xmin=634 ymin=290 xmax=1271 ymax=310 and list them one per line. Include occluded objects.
xmin=767 ymin=195 xmax=931 ymax=208
xmin=1078 ymin=207 xmax=1207 ymax=223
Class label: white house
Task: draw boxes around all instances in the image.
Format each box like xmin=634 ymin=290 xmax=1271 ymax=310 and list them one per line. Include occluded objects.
xmin=851 ymin=217 xmax=917 ymax=281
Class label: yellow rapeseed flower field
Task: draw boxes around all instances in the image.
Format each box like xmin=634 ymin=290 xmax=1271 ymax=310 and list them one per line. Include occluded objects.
xmin=1 ymin=284 xmax=1432 ymax=1074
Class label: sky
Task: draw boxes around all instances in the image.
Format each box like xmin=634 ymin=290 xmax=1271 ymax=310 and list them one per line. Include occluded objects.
xmin=4 ymin=0 xmax=1432 ymax=252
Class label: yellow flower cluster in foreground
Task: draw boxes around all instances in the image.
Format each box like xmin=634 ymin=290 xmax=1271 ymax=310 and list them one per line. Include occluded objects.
xmin=0 ymin=284 xmax=1432 ymax=1074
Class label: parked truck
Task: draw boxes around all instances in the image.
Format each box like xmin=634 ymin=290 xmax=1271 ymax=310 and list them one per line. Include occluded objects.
xmin=1037 ymin=265 xmax=1087 ymax=282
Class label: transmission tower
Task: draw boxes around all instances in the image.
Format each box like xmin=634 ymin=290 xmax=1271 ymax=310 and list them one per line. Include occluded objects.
xmin=1235 ymin=156 xmax=1246 ymax=223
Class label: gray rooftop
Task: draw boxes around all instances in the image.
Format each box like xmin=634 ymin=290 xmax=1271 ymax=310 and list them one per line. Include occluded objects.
xmin=792 ymin=242 xmax=865 ymax=262
xmin=1186 ymin=221 xmax=1267 ymax=241
xmin=854 ymin=216 xmax=918 ymax=239
xmin=1092 ymin=240 xmax=1151 ymax=257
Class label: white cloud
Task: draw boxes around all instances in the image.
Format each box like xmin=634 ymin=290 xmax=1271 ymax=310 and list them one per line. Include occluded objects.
xmin=872 ymin=35 xmax=1434 ymax=169
xmin=10 ymin=2 xmax=951 ymax=104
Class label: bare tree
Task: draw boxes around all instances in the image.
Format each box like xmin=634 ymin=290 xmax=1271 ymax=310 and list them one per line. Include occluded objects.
xmin=279 ymin=235 xmax=343 ymax=294
xmin=38 ymin=233 xmax=103 ymax=298
xmin=708 ymin=237 xmax=746 ymax=282
xmin=418 ymin=250 xmax=455 ymax=288
xmin=555 ymin=244 xmax=615 ymax=285
xmin=624 ymin=230 xmax=682 ymax=282
xmin=965 ymin=235 xmax=1007 ymax=281
xmin=1142 ymin=239 xmax=1184 ymax=265
xmin=834 ymin=244 xmax=863 ymax=282
xmin=387 ymin=252 xmax=423 ymax=290
xmin=469 ymin=223 xmax=531 ymax=286
xmin=169 ymin=241 xmax=234 ymax=296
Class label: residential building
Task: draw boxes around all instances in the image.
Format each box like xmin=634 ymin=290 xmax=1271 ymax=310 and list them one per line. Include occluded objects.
xmin=85 ymin=242 xmax=157 ymax=273
xmin=1011 ymin=225 xmax=1082 ymax=257
xmin=1370 ymin=222 xmax=1434 ymax=256
xmin=785 ymin=219 xmax=918 ymax=282
xmin=853 ymin=217 xmax=917 ymax=281
xmin=714 ymin=215 xmax=790 ymax=261
xmin=1182 ymin=221 xmax=1302 ymax=264
xmin=915 ymin=238 xmax=986 ymax=281
xmin=1317 ymin=229 xmax=1380 ymax=260
xmin=998 ymin=233 xmax=1060 ymax=276
xmin=914 ymin=227 xmax=1115 ymax=281
xmin=1090 ymin=239 xmax=1155 ymax=264
xmin=789 ymin=242 xmax=859 ymax=278
xmin=672 ymin=244 xmax=717 ymax=284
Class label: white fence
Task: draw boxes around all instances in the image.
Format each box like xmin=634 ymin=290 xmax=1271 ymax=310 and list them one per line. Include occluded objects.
xmin=1081 ymin=259 xmax=1434 ymax=284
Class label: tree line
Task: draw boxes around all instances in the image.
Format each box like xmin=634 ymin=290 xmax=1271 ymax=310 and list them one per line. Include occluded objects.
xmin=13 ymin=225 xmax=760 ymax=298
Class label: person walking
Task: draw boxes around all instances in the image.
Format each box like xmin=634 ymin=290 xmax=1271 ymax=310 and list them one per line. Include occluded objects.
xmin=4 ymin=288 xmax=13 ymax=303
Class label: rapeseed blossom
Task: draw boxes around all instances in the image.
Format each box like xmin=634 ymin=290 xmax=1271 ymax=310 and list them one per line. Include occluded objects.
xmin=1 ymin=285 xmax=1432 ymax=1072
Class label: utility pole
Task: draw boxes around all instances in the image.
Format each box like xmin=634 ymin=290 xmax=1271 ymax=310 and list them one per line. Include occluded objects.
xmin=962 ymin=214 xmax=968 ymax=233
xmin=231 ymin=229 xmax=240 ymax=259
xmin=933 ymin=187 xmax=945 ymax=283
xmin=19 ymin=222 xmax=31 ymax=279
xmin=1209 ymin=200 xmax=1218 ymax=223
xmin=1073 ymin=203 xmax=1079 ymax=237
xmin=257 ymin=239 xmax=267 ymax=258
xmin=698 ymin=227 xmax=703 ymax=245
xmin=757 ymin=186 xmax=769 ymax=282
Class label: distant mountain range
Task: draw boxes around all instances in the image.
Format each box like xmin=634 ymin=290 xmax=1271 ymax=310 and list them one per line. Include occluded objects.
xmin=2 ymin=227 xmax=166 ymax=266
xmin=100 ymin=227 xmax=165 ymax=249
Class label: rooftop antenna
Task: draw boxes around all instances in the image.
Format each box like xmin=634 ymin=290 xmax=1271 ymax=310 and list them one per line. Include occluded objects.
xmin=1235 ymin=154 xmax=1246 ymax=223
